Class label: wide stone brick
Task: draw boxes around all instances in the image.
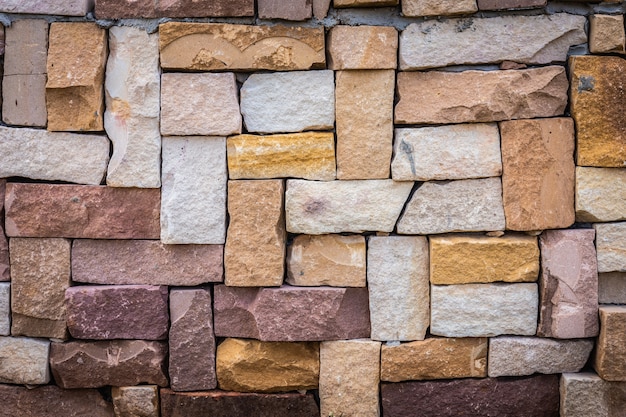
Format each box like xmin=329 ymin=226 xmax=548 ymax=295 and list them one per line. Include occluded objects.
xmin=402 ymin=0 xmax=477 ymax=16
xmin=112 ymin=386 xmax=159 ymax=417
xmin=95 ymin=0 xmax=254 ymax=18
xmin=5 ymin=184 xmax=160 ymax=239
xmin=258 ymin=0 xmax=311 ymax=20
xmin=594 ymin=305 xmax=626 ymax=381
xmin=560 ymin=372 xmax=626 ymax=417
xmin=0 ymin=337 xmax=50 ymax=385
xmin=95 ymin=0 xmax=157 ymax=18
xmin=594 ymin=222 xmax=626 ymax=273
xmin=0 ymin=0 xmax=93 ymax=15
xmin=328 ymin=26 xmax=397 ymax=70
xmin=214 ymin=285 xmax=370 ymax=341
xmin=0 ymin=283 xmax=8 ymax=335
xmin=576 ymin=167 xmax=626 ymax=222
xmin=599 ymin=272 xmax=626 ymax=304
xmin=477 ymin=0 xmax=546 ymax=9
xmin=334 ymin=0 xmax=398 ymax=6
xmin=590 ymin=14 xmax=626 ymax=54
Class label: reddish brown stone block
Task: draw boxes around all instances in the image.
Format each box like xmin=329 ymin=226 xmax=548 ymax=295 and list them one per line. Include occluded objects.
xmin=258 ymin=0 xmax=311 ymax=20
xmin=0 ymin=180 xmax=8 ymax=281
xmin=156 ymin=0 xmax=254 ymax=17
xmin=477 ymin=0 xmax=546 ymax=10
xmin=94 ymin=0 xmax=157 ymax=18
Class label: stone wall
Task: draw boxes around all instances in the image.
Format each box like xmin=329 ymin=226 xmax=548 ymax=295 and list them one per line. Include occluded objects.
xmin=0 ymin=0 xmax=624 ymax=416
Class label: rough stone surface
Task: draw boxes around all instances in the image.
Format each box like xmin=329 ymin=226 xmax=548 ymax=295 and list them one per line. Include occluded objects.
xmin=334 ymin=0 xmax=398 ymax=6
xmin=395 ymin=66 xmax=568 ymax=125
xmin=159 ymin=23 xmax=325 ymax=71
xmin=160 ymin=73 xmax=241 ymax=136
xmin=161 ymin=137 xmax=227 ymax=244
xmin=65 ymin=285 xmax=169 ymax=340
xmin=590 ymin=14 xmax=625 ymax=54
xmin=258 ymin=0 xmax=311 ymax=20
xmin=155 ymin=0 xmax=255 ymax=17
xmin=392 ymin=124 xmax=502 ymax=181
xmin=368 ymin=236 xmax=429 ymax=341
xmin=320 ymin=340 xmax=381 ymax=417
xmin=214 ymin=285 xmax=371 ymax=341
xmin=95 ymin=0 xmax=157 ymax=18
xmin=0 ymin=284 xmax=8 ymax=335
xmin=216 ymin=338 xmax=319 ymax=392
xmin=227 ymin=132 xmax=335 ymax=181
xmin=240 ymin=70 xmax=334 ymax=134
xmin=286 ymin=179 xmax=413 ymax=234
xmin=313 ymin=0 xmax=331 ymax=18
xmin=501 ymin=118 xmax=575 ymax=231
xmin=595 ymin=222 xmax=626 ymax=273
xmin=2 ymin=75 xmax=48 ymax=127
xmin=0 ymin=181 xmax=7 ymax=283
xmin=328 ymin=26 xmax=397 ymax=69
xmin=599 ymin=272 xmax=626 ymax=304
xmin=112 ymin=386 xmax=159 ymax=417
xmin=400 ymin=14 xmax=586 ymax=70
xmin=169 ymin=289 xmax=216 ymax=391
xmin=570 ymin=56 xmax=626 ymax=167
xmin=560 ymin=372 xmax=626 ymax=417
xmin=576 ymin=167 xmax=626 ymax=222
xmin=46 ymin=23 xmax=107 ymax=131
xmin=10 ymin=238 xmax=70 ymax=339
xmin=286 ymin=234 xmax=366 ymax=287
xmin=430 ymin=234 xmax=539 ymax=285
xmin=381 ymin=338 xmax=488 ymax=382
xmin=50 ymin=340 xmax=169 ymax=388
xmin=381 ymin=375 xmax=560 ymax=417
xmin=336 ymin=70 xmax=395 ymax=179
xmin=594 ymin=305 xmax=626 ymax=381
xmin=225 ymin=180 xmax=285 ymax=287
xmin=5 ymin=184 xmax=161 ymax=239
xmin=477 ymin=0 xmax=546 ymax=9
xmin=397 ymin=178 xmax=505 ymax=235
xmin=0 ymin=126 xmax=109 ymax=185
xmin=402 ymin=0 xmax=477 ymax=16
xmin=0 ymin=0 xmax=93 ymax=15
xmin=160 ymin=390 xmax=319 ymax=417
xmin=537 ymin=229 xmax=599 ymax=339
xmin=488 ymin=336 xmax=594 ymax=377
xmin=105 ymin=26 xmax=161 ymax=188
xmin=430 ymin=283 xmax=538 ymax=337
xmin=0 ymin=337 xmax=50 ymax=385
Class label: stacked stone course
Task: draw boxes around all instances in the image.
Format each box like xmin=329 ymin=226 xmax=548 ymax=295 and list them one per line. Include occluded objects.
xmin=0 ymin=0 xmax=625 ymax=416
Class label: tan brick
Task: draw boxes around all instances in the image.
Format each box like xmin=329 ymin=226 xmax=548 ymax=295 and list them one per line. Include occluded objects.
xmin=328 ymin=25 xmax=397 ymax=69
xmin=590 ymin=14 xmax=625 ymax=54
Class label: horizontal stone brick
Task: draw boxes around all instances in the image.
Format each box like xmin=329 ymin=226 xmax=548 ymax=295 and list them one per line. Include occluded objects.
xmin=95 ymin=0 xmax=254 ymax=18
xmin=0 ymin=0 xmax=93 ymax=15
xmin=95 ymin=0 xmax=157 ymax=18
xmin=477 ymin=0 xmax=546 ymax=10
xmin=0 ymin=337 xmax=50 ymax=385
xmin=594 ymin=305 xmax=626 ymax=381
xmin=599 ymin=272 xmax=626 ymax=304
xmin=576 ymin=167 xmax=626 ymax=222
xmin=328 ymin=26 xmax=397 ymax=69
xmin=402 ymin=0 xmax=477 ymax=16
xmin=595 ymin=222 xmax=626 ymax=273
xmin=334 ymin=0 xmax=398 ymax=6
xmin=5 ymin=184 xmax=160 ymax=239
xmin=258 ymin=0 xmax=311 ymax=20
xmin=590 ymin=14 xmax=626 ymax=54
xmin=560 ymin=372 xmax=626 ymax=417
xmin=112 ymin=386 xmax=158 ymax=417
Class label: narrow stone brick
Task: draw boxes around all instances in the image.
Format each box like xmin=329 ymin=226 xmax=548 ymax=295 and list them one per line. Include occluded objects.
xmin=112 ymin=386 xmax=159 ymax=417
xmin=594 ymin=222 xmax=626 ymax=273
xmin=0 ymin=337 xmax=50 ymax=385
xmin=0 ymin=181 xmax=7 ymax=283
xmin=258 ymin=0 xmax=311 ymax=20
xmin=95 ymin=0 xmax=157 ymax=18
xmin=537 ymin=229 xmax=599 ymax=339
xmin=156 ymin=0 xmax=254 ymax=17
xmin=0 ymin=283 xmax=9 ymax=335
xmin=560 ymin=372 xmax=626 ymax=417
xmin=590 ymin=14 xmax=625 ymax=54
xmin=334 ymin=0 xmax=398 ymax=6
xmin=225 ymin=180 xmax=285 ymax=287
xmin=477 ymin=0 xmax=546 ymax=9
xmin=599 ymin=272 xmax=626 ymax=304
xmin=5 ymin=184 xmax=161 ymax=239
xmin=594 ymin=305 xmax=626 ymax=381
xmin=402 ymin=0 xmax=477 ymax=16
xmin=0 ymin=0 xmax=93 ymax=15
xmin=328 ymin=26 xmax=397 ymax=69
xmin=576 ymin=167 xmax=626 ymax=222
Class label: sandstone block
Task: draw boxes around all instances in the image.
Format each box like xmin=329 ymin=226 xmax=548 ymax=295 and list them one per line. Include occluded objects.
xmin=2 ymin=75 xmax=47 ymax=127
xmin=334 ymin=0 xmax=398 ymax=6
xmin=50 ymin=340 xmax=168 ymax=388
xmin=537 ymin=229 xmax=599 ymax=339
xmin=227 ymin=132 xmax=335 ymax=180
xmin=258 ymin=0 xmax=311 ymax=20
xmin=599 ymin=272 xmax=626 ymax=304
xmin=430 ymin=283 xmax=538 ymax=337
xmin=286 ymin=179 xmax=413 ymax=234
xmin=10 ymin=238 xmax=70 ymax=339
xmin=594 ymin=305 xmax=626 ymax=381
xmin=313 ymin=0 xmax=331 ymax=18
xmin=214 ymin=285 xmax=370 ymax=341
xmin=72 ymin=240 xmax=223 ymax=286
xmin=240 ymin=70 xmax=334 ymax=134
xmin=402 ymin=0 xmax=477 ymax=16
xmin=560 ymin=372 xmax=626 ymax=417
xmin=501 ymin=118 xmax=575 ymax=231
xmin=595 ymin=222 xmax=626 ymax=273
xmin=397 ymin=177 xmax=505 ymax=235
xmin=430 ymin=234 xmax=539 ymax=285
xmin=477 ymin=0 xmax=546 ymax=9
xmin=392 ymin=124 xmax=502 ymax=181
xmin=112 ymin=386 xmax=159 ymax=417
xmin=0 ymin=126 xmax=109 ymax=185
xmin=576 ymin=167 xmax=626 ymax=222
xmin=46 ymin=23 xmax=107 ymax=131
xmin=0 ymin=0 xmax=93 ymax=15
xmin=5 ymin=184 xmax=161 ymax=239
xmin=400 ymin=14 xmax=585 ymax=70
xmin=286 ymin=234 xmax=366 ymax=287
xmin=336 ymin=70 xmax=395 ymax=179
xmin=368 ymin=236 xmax=429 ymax=341
xmin=320 ymin=340 xmax=381 ymax=417
xmin=328 ymin=26 xmax=397 ymax=69
xmin=169 ymin=289 xmax=216 ymax=391
xmin=161 ymin=137 xmax=227 ymax=244
xmin=159 ymin=22 xmax=325 ymax=71
xmin=0 ymin=337 xmax=49 ymax=385
xmin=95 ymin=0 xmax=157 ymax=18
xmin=0 ymin=283 xmax=9 ymax=335
xmin=590 ymin=14 xmax=625 ymax=54
xmin=155 ymin=0 xmax=254 ymax=17
xmin=395 ymin=66 xmax=568 ymax=125
xmin=381 ymin=338 xmax=487 ymax=382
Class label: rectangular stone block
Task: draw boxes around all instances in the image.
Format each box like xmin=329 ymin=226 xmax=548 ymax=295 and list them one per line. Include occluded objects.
xmin=402 ymin=0 xmax=477 ymax=16
xmin=5 ymin=184 xmax=160 ymax=239
xmin=214 ymin=285 xmax=371 ymax=341
xmin=155 ymin=0 xmax=255 ymax=17
xmin=599 ymin=272 xmax=626 ymax=304
xmin=46 ymin=23 xmax=107 ymax=131
xmin=590 ymin=14 xmax=626 ymax=54
xmin=258 ymin=0 xmax=311 ymax=20
xmin=560 ymin=372 xmax=626 ymax=417
xmin=336 ymin=70 xmax=395 ymax=179
xmin=159 ymin=22 xmax=324 ymax=71
xmin=95 ymin=0 xmax=157 ymax=18
xmin=2 ymin=75 xmax=47 ymax=127
xmin=594 ymin=305 xmax=626 ymax=381
xmin=227 ymin=132 xmax=336 ymax=181
xmin=395 ymin=66 xmax=568 ymax=125
xmin=595 ymin=222 xmax=626 ymax=273
xmin=576 ymin=167 xmax=626 ymax=222
xmin=225 ymin=180 xmax=285 ymax=286
xmin=0 ymin=283 xmax=8 ymax=335
xmin=477 ymin=0 xmax=546 ymax=9
xmin=334 ymin=0 xmax=398 ymax=6
xmin=112 ymin=386 xmax=159 ymax=417
xmin=0 ymin=0 xmax=93 ymax=15
xmin=0 ymin=337 xmax=50 ymax=385
xmin=169 ymin=289 xmax=216 ymax=391
xmin=538 ymin=229 xmax=599 ymax=339
xmin=72 ymin=239 xmax=223 ymax=286
xmin=10 ymin=238 xmax=70 ymax=339
xmin=160 ymin=137 xmax=227 ymax=244
xmin=381 ymin=338 xmax=487 ymax=382
xmin=328 ymin=26 xmax=397 ymax=69
xmin=430 ymin=283 xmax=538 ymax=337
xmin=368 ymin=236 xmax=429 ymax=341
xmin=0 ymin=181 xmax=8 ymax=282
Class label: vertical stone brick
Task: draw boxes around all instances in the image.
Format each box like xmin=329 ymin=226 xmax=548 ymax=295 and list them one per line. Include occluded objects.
xmin=112 ymin=386 xmax=159 ymax=417
xmin=0 ymin=283 xmax=9 ymax=336
xmin=589 ymin=14 xmax=625 ymax=54
xmin=594 ymin=222 xmax=626 ymax=273
xmin=594 ymin=305 xmax=626 ymax=381
xmin=0 ymin=337 xmax=50 ymax=385
xmin=258 ymin=0 xmax=311 ymax=20
xmin=328 ymin=26 xmax=397 ymax=70
xmin=0 ymin=180 xmax=7 ymax=282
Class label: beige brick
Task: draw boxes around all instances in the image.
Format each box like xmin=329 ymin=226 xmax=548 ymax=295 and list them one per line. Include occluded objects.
xmin=328 ymin=26 xmax=397 ymax=70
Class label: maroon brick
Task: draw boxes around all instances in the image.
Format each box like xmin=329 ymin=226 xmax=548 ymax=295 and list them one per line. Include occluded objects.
xmin=156 ymin=0 xmax=254 ymax=17
xmin=94 ymin=0 xmax=157 ymax=18
xmin=477 ymin=0 xmax=546 ymax=10
xmin=258 ymin=0 xmax=312 ymax=20
xmin=4 ymin=183 xmax=160 ymax=239
xmin=0 ymin=180 xmax=8 ymax=281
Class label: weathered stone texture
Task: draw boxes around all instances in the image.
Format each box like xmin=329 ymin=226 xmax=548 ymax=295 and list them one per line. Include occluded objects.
xmin=313 ymin=0 xmax=331 ymax=18
xmin=214 ymin=285 xmax=371 ymax=341
xmin=381 ymin=338 xmax=487 ymax=382
xmin=0 ymin=337 xmax=50 ymax=385
xmin=0 ymin=181 xmax=7 ymax=283
xmin=334 ymin=0 xmax=398 ymax=6
xmin=595 ymin=222 xmax=626 ymax=273
xmin=395 ymin=66 xmax=568 ymax=125
xmin=336 ymin=70 xmax=395 ymax=179
xmin=576 ymin=167 xmax=626 ymax=222
xmin=430 ymin=234 xmax=539 ymax=285
xmin=402 ymin=0 xmax=477 ymax=16
xmin=96 ymin=0 xmax=255 ymax=18
xmin=258 ymin=0 xmax=311 ymax=20
xmin=560 ymin=372 xmax=626 ymax=417
xmin=95 ymin=0 xmax=157 ymax=18
xmin=328 ymin=26 xmax=397 ymax=69
xmin=5 ymin=184 xmax=161 ymax=239
xmin=0 ymin=0 xmax=93 ymax=15
xmin=112 ymin=386 xmax=159 ymax=417
xmin=2 ymin=75 xmax=47 ymax=127
xmin=594 ymin=305 xmax=626 ymax=381
xmin=368 ymin=236 xmax=429 ymax=341
xmin=0 ymin=284 xmax=8 ymax=336
xmin=590 ymin=14 xmax=626 ymax=54
xmin=397 ymin=178 xmax=505 ymax=235
xmin=599 ymin=272 xmax=626 ymax=304
xmin=46 ymin=23 xmax=107 ymax=131
xmin=477 ymin=0 xmax=546 ymax=10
